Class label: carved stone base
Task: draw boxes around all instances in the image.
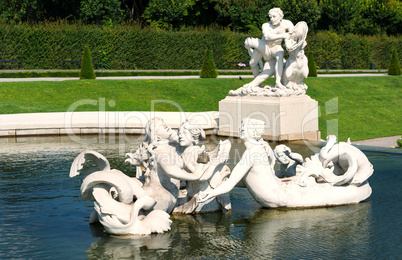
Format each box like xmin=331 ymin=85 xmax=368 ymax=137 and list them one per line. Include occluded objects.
xmin=218 ymin=95 xmax=320 ymax=141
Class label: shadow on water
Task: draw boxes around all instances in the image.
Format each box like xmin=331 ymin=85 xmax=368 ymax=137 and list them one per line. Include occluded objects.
xmin=0 ymin=135 xmax=401 ymax=259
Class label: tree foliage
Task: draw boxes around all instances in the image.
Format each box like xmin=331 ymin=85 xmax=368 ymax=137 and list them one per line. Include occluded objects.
xmin=215 ymin=0 xmax=259 ymax=33
xmin=318 ymin=0 xmax=365 ymax=34
xmin=361 ymin=0 xmax=402 ymax=35
xmin=0 ymin=0 xmax=400 ymax=36
xmin=0 ymin=0 xmax=82 ymax=23
xmin=317 ymin=0 xmax=401 ymax=35
xmin=80 ymin=0 xmax=122 ymax=26
xmin=143 ymin=0 xmax=195 ymax=30
xmin=0 ymin=0 xmax=45 ymax=23
xmin=184 ymin=0 xmax=219 ymax=27
xmin=279 ymin=0 xmax=321 ymax=30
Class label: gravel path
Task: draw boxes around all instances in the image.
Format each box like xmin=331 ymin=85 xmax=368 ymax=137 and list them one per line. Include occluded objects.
xmin=0 ymin=73 xmax=391 ymax=82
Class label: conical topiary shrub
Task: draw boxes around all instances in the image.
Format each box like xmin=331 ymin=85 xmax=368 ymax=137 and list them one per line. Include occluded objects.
xmin=200 ymin=49 xmax=218 ymax=78
xmin=307 ymin=52 xmax=317 ymax=77
xmin=79 ymin=45 xmax=96 ymax=79
xmin=388 ymin=50 xmax=401 ymax=76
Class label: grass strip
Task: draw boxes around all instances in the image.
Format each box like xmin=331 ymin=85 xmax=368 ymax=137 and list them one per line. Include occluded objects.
xmin=0 ymin=76 xmax=400 ymax=141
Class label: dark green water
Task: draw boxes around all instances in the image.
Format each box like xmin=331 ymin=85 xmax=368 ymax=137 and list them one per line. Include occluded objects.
xmin=0 ymin=135 xmax=401 ymax=259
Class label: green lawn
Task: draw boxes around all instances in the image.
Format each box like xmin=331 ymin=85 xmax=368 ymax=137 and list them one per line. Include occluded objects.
xmin=0 ymin=76 xmax=400 ymax=141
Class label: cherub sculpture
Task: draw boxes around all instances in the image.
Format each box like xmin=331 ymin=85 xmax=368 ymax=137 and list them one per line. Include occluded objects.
xmin=273 ymin=144 xmax=303 ymax=178
xmin=70 ymin=117 xmax=231 ymax=235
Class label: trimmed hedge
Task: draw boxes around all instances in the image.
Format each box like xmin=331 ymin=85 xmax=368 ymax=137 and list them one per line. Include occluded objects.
xmin=306 ymin=31 xmax=402 ymax=70
xmin=79 ymin=45 xmax=96 ymax=79
xmin=307 ymin=52 xmax=317 ymax=77
xmin=388 ymin=50 xmax=401 ymax=76
xmin=200 ymin=49 xmax=218 ymax=78
xmin=0 ymin=23 xmax=400 ymax=70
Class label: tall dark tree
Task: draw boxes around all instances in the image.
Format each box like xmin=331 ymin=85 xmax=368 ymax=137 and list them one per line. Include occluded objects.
xmin=183 ymin=0 xmax=218 ymax=27
xmin=121 ymin=0 xmax=150 ymax=25
xmin=42 ymin=0 xmax=82 ymax=21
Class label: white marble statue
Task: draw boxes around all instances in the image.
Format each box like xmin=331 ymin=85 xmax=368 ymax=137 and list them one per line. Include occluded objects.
xmin=170 ymin=120 xmax=231 ymax=214
xmin=70 ymin=152 xmax=172 ymax=236
xmin=125 ymin=118 xmax=231 ymax=214
xmin=297 ymin=135 xmax=374 ymax=187
xmin=229 ymin=8 xmax=310 ymax=97
xmin=198 ymin=118 xmax=373 ymax=208
xmin=242 ymin=8 xmax=294 ymax=90
xmin=70 ymin=117 xmax=231 ymax=235
xmin=282 ymin=21 xmax=309 ymax=92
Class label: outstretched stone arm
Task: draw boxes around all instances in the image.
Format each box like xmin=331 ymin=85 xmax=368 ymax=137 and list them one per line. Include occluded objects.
xmin=198 ymin=162 xmax=224 ymax=181
xmin=199 ymin=139 xmax=231 ymax=181
xmin=198 ymin=149 xmax=253 ymax=203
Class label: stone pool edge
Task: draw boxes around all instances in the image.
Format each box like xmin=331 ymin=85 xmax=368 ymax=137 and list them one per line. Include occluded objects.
xmin=0 ymin=111 xmax=219 ymax=137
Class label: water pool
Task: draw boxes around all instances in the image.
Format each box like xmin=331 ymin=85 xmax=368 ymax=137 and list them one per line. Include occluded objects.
xmin=0 ymin=136 xmax=401 ymax=259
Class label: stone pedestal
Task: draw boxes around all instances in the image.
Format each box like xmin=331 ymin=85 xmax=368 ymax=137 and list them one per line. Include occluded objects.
xmin=218 ymin=95 xmax=320 ymax=141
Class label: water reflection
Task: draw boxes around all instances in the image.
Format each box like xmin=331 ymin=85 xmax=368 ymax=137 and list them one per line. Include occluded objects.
xmin=87 ymin=224 xmax=174 ymax=259
xmin=242 ymin=203 xmax=372 ymax=259
xmin=86 ymin=199 xmax=373 ymax=259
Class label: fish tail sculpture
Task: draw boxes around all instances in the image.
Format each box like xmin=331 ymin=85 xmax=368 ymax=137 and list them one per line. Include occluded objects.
xmin=69 ymin=150 xmax=111 ymax=177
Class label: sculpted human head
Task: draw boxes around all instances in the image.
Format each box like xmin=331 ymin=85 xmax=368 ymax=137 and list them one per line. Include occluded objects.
xmin=178 ymin=120 xmax=206 ymax=147
xmin=145 ymin=117 xmax=176 ymax=144
xmin=239 ymin=118 xmax=265 ymax=143
xmin=274 ymin=144 xmax=291 ymax=165
xmin=269 ymin=8 xmax=284 ymax=26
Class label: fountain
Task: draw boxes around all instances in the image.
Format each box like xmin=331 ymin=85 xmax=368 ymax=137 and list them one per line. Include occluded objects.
xmin=69 ymin=8 xmax=374 ymax=237
xmin=70 ymin=116 xmax=373 ymax=236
